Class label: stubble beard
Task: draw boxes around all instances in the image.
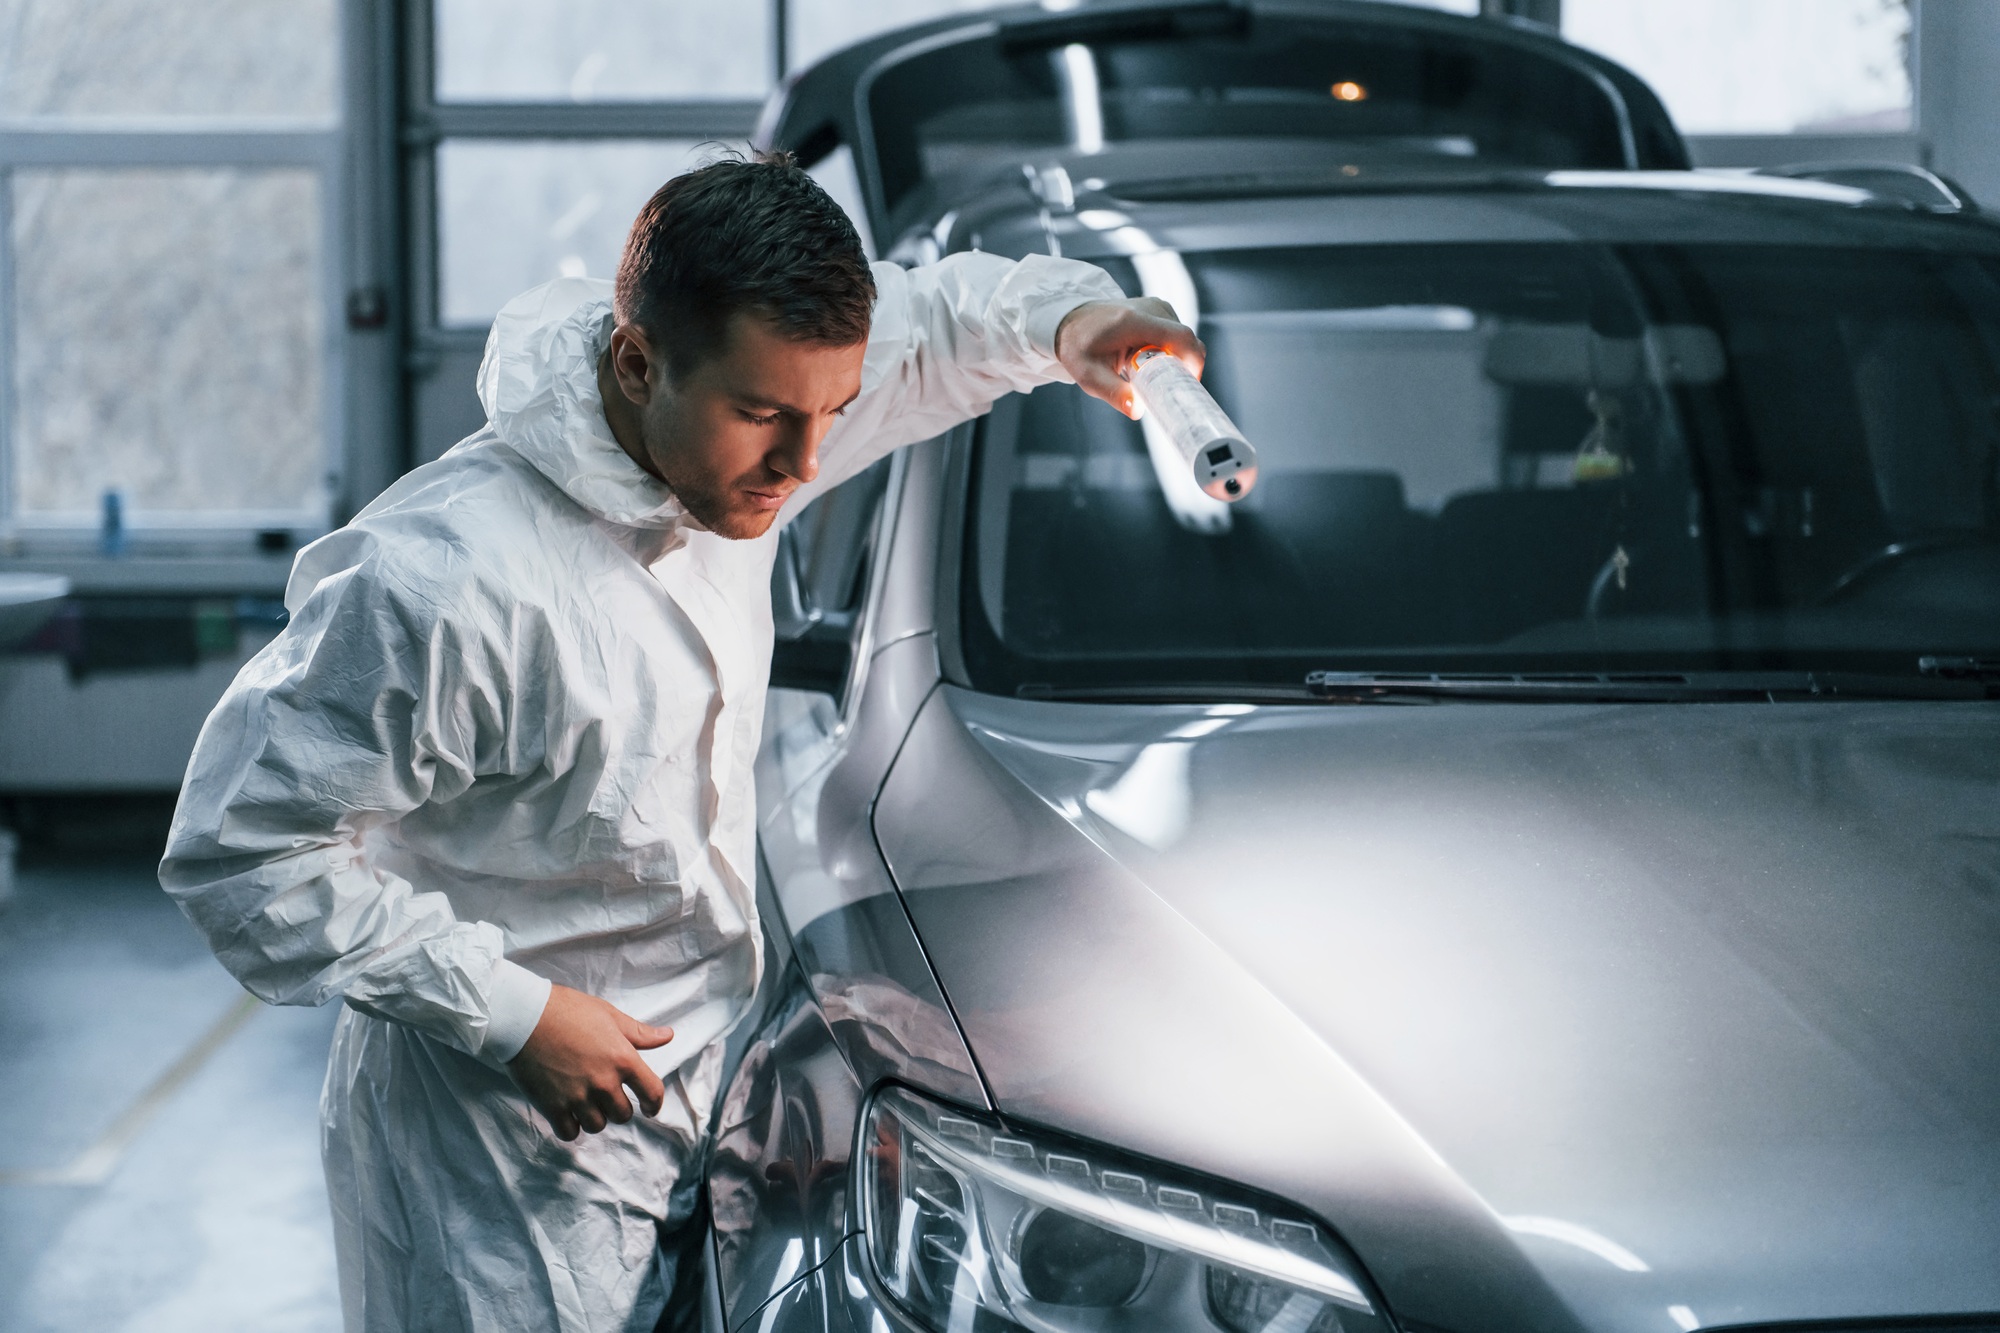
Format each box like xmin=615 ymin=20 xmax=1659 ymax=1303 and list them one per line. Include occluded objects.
xmin=655 ymin=455 xmax=780 ymax=541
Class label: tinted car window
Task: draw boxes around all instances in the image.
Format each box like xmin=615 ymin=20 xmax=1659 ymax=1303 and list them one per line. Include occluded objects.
xmin=865 ymin=18 xmax=1633 ymax=214
xmin=771 ymin=457 xmax=892 ymax=702
xmin=784 ymin=457 xmax=891 ymax=620
xmin=964 ymin=243 xmax=2000 ymax=692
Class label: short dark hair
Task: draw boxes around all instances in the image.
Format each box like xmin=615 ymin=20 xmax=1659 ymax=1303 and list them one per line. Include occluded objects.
xmin=615 ymin=150 xmax=875 ymax=382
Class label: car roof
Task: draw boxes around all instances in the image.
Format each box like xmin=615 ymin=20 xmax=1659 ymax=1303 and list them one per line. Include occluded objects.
xmin=760 ymin=0 xmax=1688 ymax=240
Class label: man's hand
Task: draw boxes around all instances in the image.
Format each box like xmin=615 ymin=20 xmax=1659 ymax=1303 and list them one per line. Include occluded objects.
xmin=1054 ymin=297 xmax=1206 ymax=419
xmin=508 ymin=984 xmax=673 ymax=1141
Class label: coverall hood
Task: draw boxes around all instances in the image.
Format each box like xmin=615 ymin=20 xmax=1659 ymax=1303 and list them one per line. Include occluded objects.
xmin=475 ymin=276 xmax=692 ymax=530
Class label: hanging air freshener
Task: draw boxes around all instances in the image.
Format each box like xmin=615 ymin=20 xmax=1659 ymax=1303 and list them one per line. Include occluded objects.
xmin=1572 ymin=390 xmax=1629 ymax=483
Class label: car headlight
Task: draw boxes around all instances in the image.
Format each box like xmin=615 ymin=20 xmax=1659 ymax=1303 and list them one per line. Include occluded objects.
xmin=859 ymin=1085 xmax=1395 ymax=1333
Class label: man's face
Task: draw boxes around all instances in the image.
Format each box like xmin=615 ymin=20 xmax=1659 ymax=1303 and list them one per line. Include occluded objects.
xmin=603 ymin=311 xmax=867 ymax=540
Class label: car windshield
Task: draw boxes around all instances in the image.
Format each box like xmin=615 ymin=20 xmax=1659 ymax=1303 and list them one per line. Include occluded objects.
xmin=962 ymin=241 xmax=2000 ymax=695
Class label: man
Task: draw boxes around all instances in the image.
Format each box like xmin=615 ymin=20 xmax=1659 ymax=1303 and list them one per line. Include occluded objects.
xmin=160 ymin=154 xmax=1201 ymax=1332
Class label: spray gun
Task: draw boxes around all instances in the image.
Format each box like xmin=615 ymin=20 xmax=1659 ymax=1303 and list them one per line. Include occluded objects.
xmin=1124 ymin=347 xmax=1259 ymax=502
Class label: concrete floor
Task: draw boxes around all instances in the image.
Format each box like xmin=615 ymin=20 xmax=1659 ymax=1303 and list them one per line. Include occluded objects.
xmin=0 ymin=848 xmax=341 ymax=1333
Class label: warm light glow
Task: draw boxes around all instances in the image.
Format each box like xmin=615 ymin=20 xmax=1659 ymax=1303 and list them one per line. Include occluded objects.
xmin=1331 ymin=81 xmax=1368 ymax=102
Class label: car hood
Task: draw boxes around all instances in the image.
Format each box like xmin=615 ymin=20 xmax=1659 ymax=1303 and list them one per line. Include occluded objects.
xmin=873 ymin=688 xmax=2000 ymax=1333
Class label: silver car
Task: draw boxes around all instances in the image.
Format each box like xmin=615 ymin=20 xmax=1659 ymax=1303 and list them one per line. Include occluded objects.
xmin=698 ymin=6 xmax=2000 ymax=1333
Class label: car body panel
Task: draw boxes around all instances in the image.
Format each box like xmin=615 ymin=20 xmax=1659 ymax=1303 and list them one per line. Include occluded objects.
xmin=754 ymin=437 xmax=979 ymax=1112
xmin=739 ymin=439 xmax=977 ymax=1326
xmin=740 ymin=1235 xmax=890 ymax=1333
xmin=709 ymin=960 xmax=858 ymax=1328
xmin=874 ymin=687 xmax=2000 ymax=1333
xmin=873 ymin=687 xmax=1591 ymax=1333
xmin=725 ymin=9 xmax=2000 ymax=1333
xmin=755 ymin=631 xmax=979 ymax=1095
xmin=734 ymin=1249 xmax=828 ymax=1333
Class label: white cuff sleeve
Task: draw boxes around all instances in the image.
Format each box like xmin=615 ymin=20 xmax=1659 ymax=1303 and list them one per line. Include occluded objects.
xmin=479 ymin=960 xmax=554 ymax=1066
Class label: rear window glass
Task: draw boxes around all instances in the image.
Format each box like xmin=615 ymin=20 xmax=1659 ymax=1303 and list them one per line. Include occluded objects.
xmin=864 ymin=15 xmax=1631 ymax=214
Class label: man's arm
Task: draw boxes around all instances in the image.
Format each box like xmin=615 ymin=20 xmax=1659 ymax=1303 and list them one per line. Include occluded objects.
xmin=160 ymin=543 xmax=664 ymax=1139
xmin=791 ymin=252 xmax=1202 ymax=504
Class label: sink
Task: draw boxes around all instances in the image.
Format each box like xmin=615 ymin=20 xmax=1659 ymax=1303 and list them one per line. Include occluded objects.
xmin=0 ymin=573 xmax=72 ymax=649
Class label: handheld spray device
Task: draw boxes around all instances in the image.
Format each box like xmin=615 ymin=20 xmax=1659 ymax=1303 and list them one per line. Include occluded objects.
xmin=1124 ymin=347 xmax=1259 ymax=502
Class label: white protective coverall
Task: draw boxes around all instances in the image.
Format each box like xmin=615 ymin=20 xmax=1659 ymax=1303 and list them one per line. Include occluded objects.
xmin=159 ymin=253 xmax=1123 ymax=1333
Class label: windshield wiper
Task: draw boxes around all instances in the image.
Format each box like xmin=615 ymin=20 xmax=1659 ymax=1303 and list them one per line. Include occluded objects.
xmin=1016 ymin=682 xmax=1318 ymax=704
xmin=1303 ymin=670 xmax=1993 ymax=703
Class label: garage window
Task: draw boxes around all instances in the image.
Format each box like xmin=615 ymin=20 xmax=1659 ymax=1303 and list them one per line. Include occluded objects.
xmin=1565 ymin=0 xmax=1912 ymax=135
xmin=0 ymin=0 xmax=341 ymax=546
xmin=434 ymin=138 xmax=708 ymax=326
xmin=433 ymin=0 xmax=771 ymax=102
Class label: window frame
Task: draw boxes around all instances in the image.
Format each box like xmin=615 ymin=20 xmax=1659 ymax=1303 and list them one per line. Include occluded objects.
xmin=395 ymin=0 xmax=774 ymax=468
xmin=0 ymin=115 xmax=346 ymax=553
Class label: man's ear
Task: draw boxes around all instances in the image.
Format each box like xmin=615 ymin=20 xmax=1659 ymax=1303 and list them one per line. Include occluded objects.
xmin=607 ymin=323 xmax=660 ymax=407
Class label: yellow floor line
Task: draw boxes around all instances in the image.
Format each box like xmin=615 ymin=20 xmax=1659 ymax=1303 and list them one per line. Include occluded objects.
xmin=0 ymin=991 xmax=262 ymax=1188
